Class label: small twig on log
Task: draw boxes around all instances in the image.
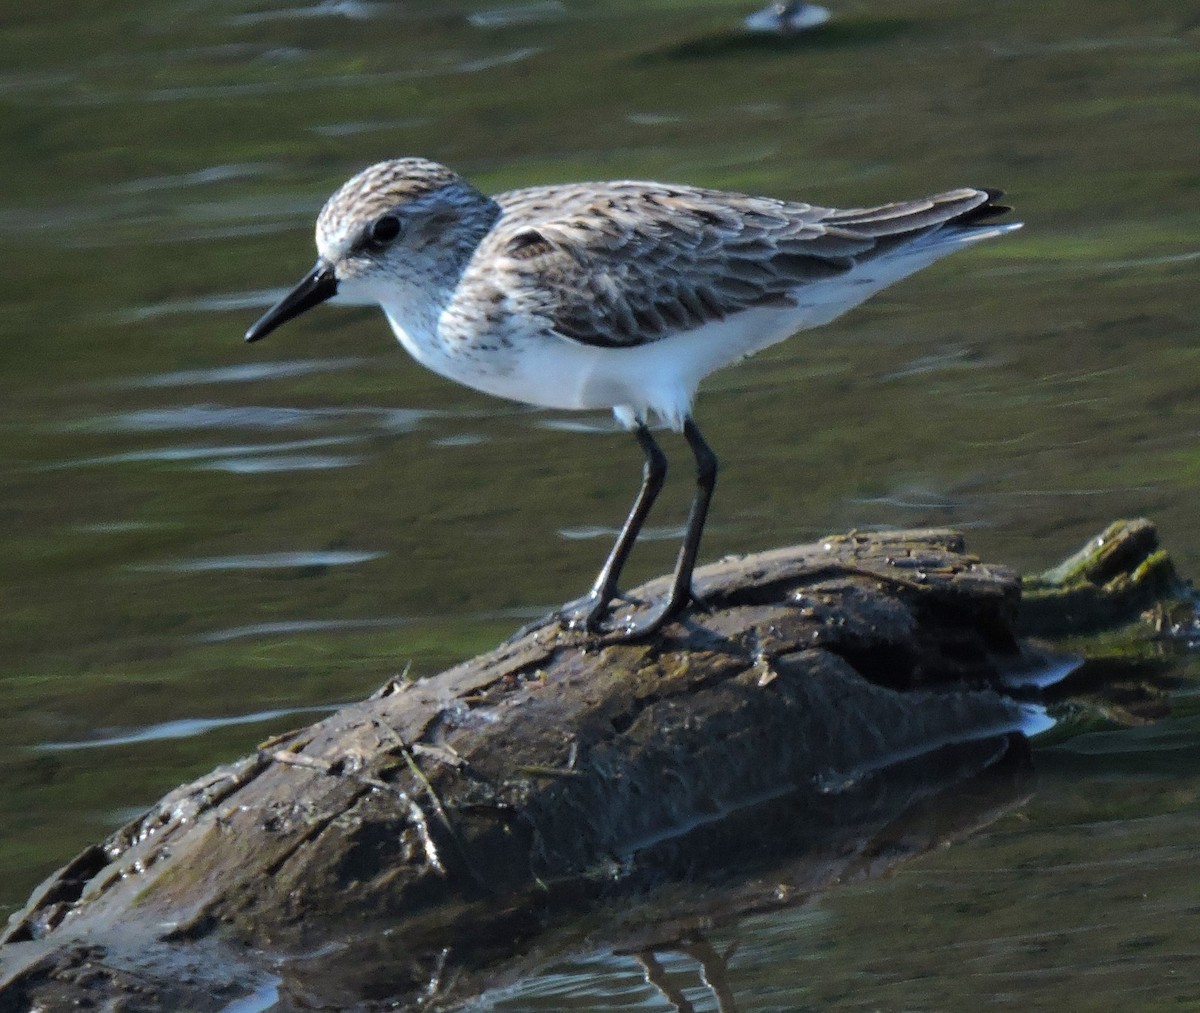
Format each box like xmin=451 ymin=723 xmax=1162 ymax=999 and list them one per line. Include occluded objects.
xmin=410 ymin=741 xmax=467 ymax=769
xmin=513 ymin=764 xmax=587 ymax=780
xmin=369 ymin=716 xmax=487 ymax=889
xmin=264 ymin=747 xmax=447 ymax=877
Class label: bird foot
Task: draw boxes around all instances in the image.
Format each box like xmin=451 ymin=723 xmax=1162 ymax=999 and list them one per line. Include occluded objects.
xmin=557 ymin=586 xmax=703 ymax=643
xmin=505 ymin=586 xmax=704 ymax=646
xmin=557 ymin=589 xmax=629 ymax=634
xmin=604 ymin=598 xmax=681 ymax=642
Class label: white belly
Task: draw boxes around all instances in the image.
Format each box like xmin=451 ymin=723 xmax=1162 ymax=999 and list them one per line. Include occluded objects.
xmin=383 ymin=302 xmax=811 ymax=430
xmin=380 ymin=234 xmax=988 ymax=430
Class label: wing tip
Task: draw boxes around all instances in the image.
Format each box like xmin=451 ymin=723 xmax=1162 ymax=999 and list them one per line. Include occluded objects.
xmin=957 ymin=187 xmax=1018 ymax=227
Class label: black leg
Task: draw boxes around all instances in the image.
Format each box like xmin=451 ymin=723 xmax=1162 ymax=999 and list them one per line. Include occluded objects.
xmin=559 ymin=423 xmax=667 ymax=631
xmin=610 ymin=416 xmax=718 ymax=641
xmin=667 ymin=417 xmax=718 ymax=615
xmin=588 ymin=424 xmax=668 ymax=608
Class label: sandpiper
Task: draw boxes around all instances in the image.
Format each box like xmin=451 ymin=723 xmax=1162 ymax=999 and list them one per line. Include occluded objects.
xmin=246 ymin=158 xmax=1019 ymax=639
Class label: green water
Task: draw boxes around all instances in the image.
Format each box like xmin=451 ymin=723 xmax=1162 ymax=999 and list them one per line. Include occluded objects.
xmin=2 ymin=0 xmax=1199 ymax=1005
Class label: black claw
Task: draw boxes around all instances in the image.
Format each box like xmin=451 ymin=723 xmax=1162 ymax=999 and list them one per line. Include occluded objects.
xmin=613 ymin=602 xmax=678 ymax=642
xmin=554 ymin=589 xmax=623 ymax=633
xmin=582 ymin=593 xmax=689 ymax=644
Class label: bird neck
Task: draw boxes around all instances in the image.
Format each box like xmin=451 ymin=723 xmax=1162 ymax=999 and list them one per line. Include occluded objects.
xmin=376 ymin=194 xmax=501 ymax=342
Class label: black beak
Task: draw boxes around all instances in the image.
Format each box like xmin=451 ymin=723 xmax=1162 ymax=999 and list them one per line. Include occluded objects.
xmin=244 ymin=260 xmax=339 ymax=343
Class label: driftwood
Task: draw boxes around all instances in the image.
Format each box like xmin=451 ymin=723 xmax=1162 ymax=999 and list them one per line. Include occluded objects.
xmin=1 ymin=524 xmax=1182 ymax=1012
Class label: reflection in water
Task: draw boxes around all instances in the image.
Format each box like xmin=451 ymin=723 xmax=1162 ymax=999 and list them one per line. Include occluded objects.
xmin=996 ymin=651 xmax=1083 ymax=690
xmin=215 ymin=978 xmax=282 ymax=1013
xmin=634 ymin=940 xmax=739 ymax=1013
xmin=276 ymin=735 xmax=1036 ymax=1011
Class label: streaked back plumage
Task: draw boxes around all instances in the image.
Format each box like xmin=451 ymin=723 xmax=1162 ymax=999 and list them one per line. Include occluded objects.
xmin=466 ymin=181 xmax=1013 ymax=350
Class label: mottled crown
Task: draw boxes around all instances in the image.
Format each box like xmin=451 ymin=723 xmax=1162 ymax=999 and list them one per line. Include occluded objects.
xmin=316 ymin=158 xmax=466 ymax=256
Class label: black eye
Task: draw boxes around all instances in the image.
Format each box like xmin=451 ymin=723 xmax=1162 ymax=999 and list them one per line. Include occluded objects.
xmin=366 ymin=214 xmax=402 ymax=247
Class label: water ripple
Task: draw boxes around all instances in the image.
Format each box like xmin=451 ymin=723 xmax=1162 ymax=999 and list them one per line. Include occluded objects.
xmin=878 ymin=347 xmax=1002 ymax=382
xmin=432 ymin=433 xmax=489 ymax=447
xmin=312 ymin=117 xmax=432 ymax=138
xmin=559 ymin=524 xmax=685 ymax=542
xmin=111 ymin=163 xmax=277 ymax=194
xmin=77 ymin=404 xmax=435 ymax=434
xmin=990 ymin=36 xmax=1185 ymax=58
xmin=111 ymin=358 xmax=366 ymax=389
xmin=118 ymin=289 xmax=289 ymax=322
xmin=197 ymin=617 xmax=410 ymax=643
xmin=63 ymin=49 xmax=542 ymax=105
xmin=199 ymin=606 xmax=544 ymax=643
xmin=196 ymin=453 xmax=364 ymax=472
xmin=34 ymin=704 xmax=339 ymax=752
xmin=467 ymin=2 xmax=567 ymax=29
xmin=0 ymin=70 xmax=77 ymax=95
xmin=537 ymin=416 xmax=620 ymax=434
xmin=133 ymin=550 xmax=386 ymax=572
xmin=47 ymin=436 xmax=361 ymax=470
xmin=227 ymin=0 xmax=389 ymax=24
xmin=814 ymin=705 xmax=1050 ymax=795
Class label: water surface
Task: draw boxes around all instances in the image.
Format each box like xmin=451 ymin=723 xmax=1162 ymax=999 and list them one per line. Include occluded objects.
xmin=2 ymin=0 xmax=1199 ymax=1006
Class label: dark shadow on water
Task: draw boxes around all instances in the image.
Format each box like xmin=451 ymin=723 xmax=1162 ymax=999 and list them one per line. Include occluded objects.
xmin=644 ymin=19 xmax=917 ymax=63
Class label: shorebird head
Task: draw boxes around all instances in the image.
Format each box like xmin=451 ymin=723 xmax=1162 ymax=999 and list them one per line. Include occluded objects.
xmin=245 ymin=157 xmax=497 ymax=343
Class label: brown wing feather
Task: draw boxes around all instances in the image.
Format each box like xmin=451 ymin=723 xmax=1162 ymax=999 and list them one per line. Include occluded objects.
xmin=474 ymin=182 xmax=1001 ymax=349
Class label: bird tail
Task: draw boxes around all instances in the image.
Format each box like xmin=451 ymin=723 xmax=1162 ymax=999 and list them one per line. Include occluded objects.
xmin=920 ymin=187 xmax=1023 ymax=247
xmin=826 ymin=186 xmax=1022 ymax=253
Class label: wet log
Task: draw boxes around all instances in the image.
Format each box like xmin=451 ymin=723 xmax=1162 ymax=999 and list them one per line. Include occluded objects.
xmin=0 ymin=528 xmax=1078 ymax=1010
